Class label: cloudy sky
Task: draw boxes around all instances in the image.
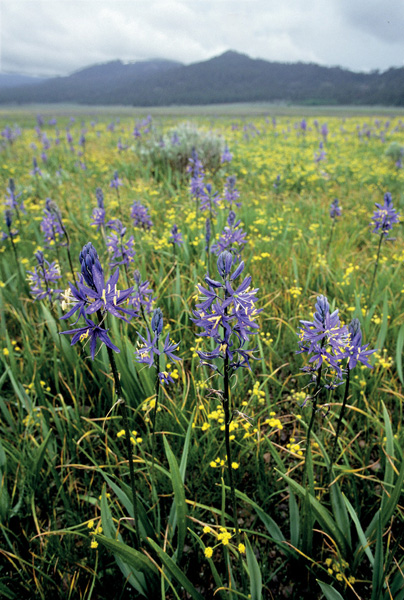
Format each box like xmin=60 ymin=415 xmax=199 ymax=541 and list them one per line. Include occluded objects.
xmin=1 ymin=0 xmax=404 ymax=77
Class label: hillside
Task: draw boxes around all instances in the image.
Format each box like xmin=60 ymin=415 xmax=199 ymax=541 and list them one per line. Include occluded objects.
xmin=0 ymin=51 xmax=403 ymax=106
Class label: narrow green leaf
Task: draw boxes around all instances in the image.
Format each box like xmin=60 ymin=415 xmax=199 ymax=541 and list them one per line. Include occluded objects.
xmin=163 ymin=436 xmax=187 ymax=561
xmin=279 ymin=472 xmax=349 ymax=557
xmin=371 ymin=511 xmax=384 ymax=600
xmin=289 ymin=486 xmax=300 ymax=548
xmin=31 ymin=430 xmax=52 ymax=489
xmin=245 ymin=535 xmax=262 ymax=600
xmin=317 ymin=579 xmax=345 ymax=600
xmin=96 ymin=535 xmax=158 ymax=577
xmin=100 ymin=487 xmax=150 ymax=596
xmin=147 ymin=538 xmax=204 ymax=600
xmin=342 ymin=493 xmax=374 ymax=567
xmin=330 ymin=480 xmax=351 ymax=549
xmin=234 ymin=489 xmax=287 ymax=545
xmin=396 ymin=323 xmax=404 ymax=385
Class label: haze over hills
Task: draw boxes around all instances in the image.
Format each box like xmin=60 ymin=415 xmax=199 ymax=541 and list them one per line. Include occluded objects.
xmin=0 ymin=51 xmax=403 ymax=106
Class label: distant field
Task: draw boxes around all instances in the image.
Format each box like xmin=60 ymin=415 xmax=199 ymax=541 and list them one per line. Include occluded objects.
xmin=2 ymin=102 xmax=404 ymax=120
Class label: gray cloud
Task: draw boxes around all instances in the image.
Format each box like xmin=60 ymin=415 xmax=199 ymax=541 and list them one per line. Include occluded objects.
xmin=1 ymin=0 xmax=403 ymax=76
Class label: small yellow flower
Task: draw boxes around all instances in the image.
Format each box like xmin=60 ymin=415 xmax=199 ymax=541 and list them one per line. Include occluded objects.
xmin=90 ymin=540 xmax=99 ymax=549
xmin=238 ymin=543 xmax=246 ymax=554
xmin=203 ymin=526 xmax=211 ymax=534
xmin=117 ymin=429 xmax=125 ymax=438
xmin=204 ymin=547 xmax=213 ymax=558
xmin=87 ymin=520 xmax=95 ymax=530
xmin=3 ymin=348 xmax=9 ymax=356
xmin=231 ymin=462 xmax=240 ymax=470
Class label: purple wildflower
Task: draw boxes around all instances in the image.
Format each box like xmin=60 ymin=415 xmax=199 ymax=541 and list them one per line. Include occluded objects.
xmin=91 ymin=187 xmax=106 ymax=230
xmin=221 ymin=145 xmax=232 ymax=163
xmin=130 ymin=270 xmax=155 ymax=314
xmin=60 ymin=316 xmax=120 ymax=360
xmin=5 ymin=178 xmax=25 ymax=213
xmin=330 ymin=199 xmax=342 ymax=219
xmin=106 ymin=219 xmax=136 ymax=268
xmin=31 ymin=158 xmax=42 ymax=177
xmin=27 ymin=251 xmax=62 ymax=303
xmin=188 ymin=150 xmax=205 ymax=202
xmin=131 ymin=201 xmax=153 ymax=230
xmin=339 ymin=318 xmax=376 ymax=370
xmin=41 ymin=198 xmax=64 ymax=246
xmin=298 ymin=295 xmax=348 ymax=381
xmin=170 ymin=224 xmax=183 ymax=246
xmin=224 ymin=176 xmax=241 ymax=209
xmin=371 ymin=192 xmax=400 ymax=237
xmin=109 ymin=170 xmax=123 ymax=189
xmin=200 ymin=184 xmax=221 ymax=213
xmin=192 ymin=251 xmax=261 ymax=372
xmin=211 ymin=210 xmax=247 ymax=258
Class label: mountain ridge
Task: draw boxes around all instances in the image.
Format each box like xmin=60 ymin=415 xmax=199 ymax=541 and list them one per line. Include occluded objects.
xmin=0 ymin=51 xmax=403 ymax=106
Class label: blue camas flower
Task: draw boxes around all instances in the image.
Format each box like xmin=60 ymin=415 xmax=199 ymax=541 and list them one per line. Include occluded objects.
xmin=192 ymin=251 xmax=260 ymax=372
xmin=106 ymin=219 xmax=136 ymax=268
xmin=91 ymin=187 xmax=106 ymax=230
xmin=134 ymin=307 xmax=180 ymax=383
xmin=298 ymin=295 xmax=348 ymax=383
xmin=131 ymin=201 xmax=153 ymax=230
xmin=211 ymin=211 xmax=247 ymax=258
xmin=330 ymin=198 xmax=341 ymax=219
xmin=27 ymin=251 xmax=62 ymax=303
xmin=60 ymin=243 xmax=137 ymax=359
xmin=340 ymin=318 xmax=376 ymax=370
xmin=371 ymin=192 xmax=400 ymax=237
xmin=60 ymin=316 xmax=120 ymax=360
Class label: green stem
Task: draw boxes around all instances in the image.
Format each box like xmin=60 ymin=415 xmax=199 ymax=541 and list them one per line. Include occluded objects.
xmin=329 ymin=365 xmax=350 ymax=480
xmin=302 ymin=363 xmax=323 ymax=489
xmin=368 ymin=233 xmax=384 ymax=306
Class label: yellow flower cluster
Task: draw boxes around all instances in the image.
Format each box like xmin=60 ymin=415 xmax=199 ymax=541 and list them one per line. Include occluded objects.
xmin=286 ymin=437 xmax=304 ymax=456
xmin=87 ymin=520 xmax=103 ymax=550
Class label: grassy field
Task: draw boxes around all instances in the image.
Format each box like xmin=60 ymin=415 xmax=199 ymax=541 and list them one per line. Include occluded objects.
xmin=0 ymin=106 xmax=403 ymax=600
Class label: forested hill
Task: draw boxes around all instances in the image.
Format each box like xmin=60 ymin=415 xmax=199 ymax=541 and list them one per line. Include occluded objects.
xmin=0 ymin=50 xmax=403 ymax=106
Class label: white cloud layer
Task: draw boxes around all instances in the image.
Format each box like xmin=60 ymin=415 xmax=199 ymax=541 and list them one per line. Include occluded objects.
xmin=1 ymin=0 xmax=403 ymax=76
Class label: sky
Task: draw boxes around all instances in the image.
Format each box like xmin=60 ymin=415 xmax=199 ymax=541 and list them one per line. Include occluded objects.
xmin=1 ymin=0 xmax=404 ymax=77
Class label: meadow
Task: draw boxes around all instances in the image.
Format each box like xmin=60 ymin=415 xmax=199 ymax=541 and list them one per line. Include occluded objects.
xmin=0 ymin=105 xmax=404 ymax=600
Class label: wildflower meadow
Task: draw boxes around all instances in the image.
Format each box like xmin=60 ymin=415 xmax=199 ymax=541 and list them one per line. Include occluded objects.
xmin=0 ymin=107 xmax=404 ymax=600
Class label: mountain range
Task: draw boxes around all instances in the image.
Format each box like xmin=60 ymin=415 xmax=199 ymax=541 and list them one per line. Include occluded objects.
xmin=0 ymin=51 xmax=403 ymax=106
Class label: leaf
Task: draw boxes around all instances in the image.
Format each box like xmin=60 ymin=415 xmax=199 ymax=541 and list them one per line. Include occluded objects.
xmin=330 ymin=480 xmax=351 ymax=549
xmin=99 ymin=487 xmax=151 ymax=596
xmin=147 ymin=538 xmax=205 ymax=600
xmin=396 ymin=323 xmax=404 ymax=385
xmin=163 ymin=436 xmax=187 ymax=561
xmin=245 ymin=535 xmax=262 ymax=600
xmin=279 ymin=472 xmax=350 ymax=557
xmin=234 ymin=489 xmax=287 ymax=546
xmin=100 ymin=472 xmax=155 ymax=541
xmin=30 ymin=430 xmax=52 ymax=489
xmin=371 ymin=511 xmax=384 ymax=600
xmin=317 ymin=580 xmax=345 ymax=600
xmin=289 ymin=486 xmax=300 ymax=548
xmin=342 ymin=493 xmax=374 ymax=567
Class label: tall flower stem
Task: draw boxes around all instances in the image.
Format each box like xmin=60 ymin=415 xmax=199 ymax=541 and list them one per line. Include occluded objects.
xmin=328 ymin=365 xmax=350 ymax=481
xmin=223 ymin=356 xmax=239 ymax=543
xmin=57 ymin=216 xmax=77 ymax=287
xmin=368 ymin=232 xmax=383 ymax=306
xmin=326 ymin=218 xmax=336 ymax=254
xmin=302 ymin=363 xmax=323 ymax=489
xmin=150 ymin=349 xmax=161 ymax=482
